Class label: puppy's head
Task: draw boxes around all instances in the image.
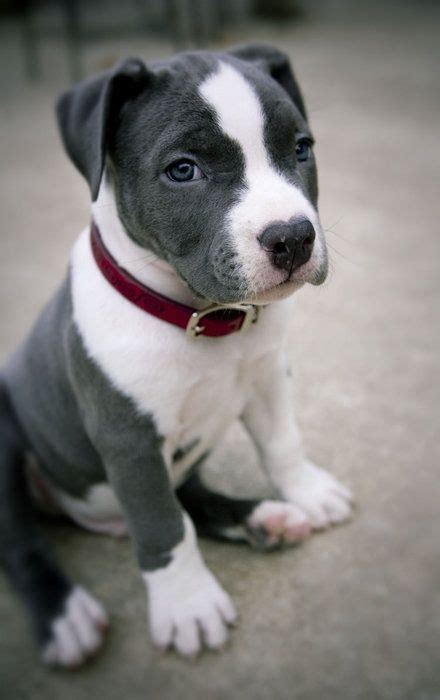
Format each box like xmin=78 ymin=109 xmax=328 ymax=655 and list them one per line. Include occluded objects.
xmin=57 ymin=45 xmax=327 ymax=304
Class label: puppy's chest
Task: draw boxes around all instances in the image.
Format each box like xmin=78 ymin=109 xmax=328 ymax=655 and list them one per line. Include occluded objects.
xmin=147 ymin=344 xmax=256 ymax=476
xmin=127 ymin=338 xmax=253 ymax=481
xmin=94 ymin=336 xmax=257 ymax=484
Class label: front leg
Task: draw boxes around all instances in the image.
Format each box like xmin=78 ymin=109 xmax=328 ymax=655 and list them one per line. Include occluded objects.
xmin=94 ymin=419 xmax=237 ymax=656
xmin=241 ymin=352 xmax=354 ymax=530
xmin=98 ymin=421 xmax=237 ymax=656
xmin=71 ymin=339 xmax=235 ymax=657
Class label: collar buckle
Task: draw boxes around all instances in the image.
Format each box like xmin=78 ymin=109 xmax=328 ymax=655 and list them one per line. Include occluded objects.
xmin=186 ymin=303 xmax=259 ymax=339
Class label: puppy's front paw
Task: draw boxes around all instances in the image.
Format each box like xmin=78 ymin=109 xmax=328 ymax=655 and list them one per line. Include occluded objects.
xmin=143 ymin=514 xmax=236 ymax=657
xmin=284 ymin=461 xmax=354 ymax=530
xmin=245 ymin=500 xmax=311 ymax=549
xmin=148 ymin=569 xmax=236 ymax=657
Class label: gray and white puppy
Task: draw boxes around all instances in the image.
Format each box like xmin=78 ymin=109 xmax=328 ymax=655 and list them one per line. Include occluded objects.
xmin=0 ymin=44 xmax=353 ymax=667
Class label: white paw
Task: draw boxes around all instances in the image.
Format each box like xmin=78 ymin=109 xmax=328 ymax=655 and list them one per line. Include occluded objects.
xmin=246 ymin=500 xmax=311 ymax=548
xmin=42 ymin=587 xmax=108 ymax=668
xmin=148 ymin=569 xmax=236 ymax=657
xmin=143 ymin=514 xmax=236 ymax=657
xmin=284 ymin=461 xmax=354 ymax=530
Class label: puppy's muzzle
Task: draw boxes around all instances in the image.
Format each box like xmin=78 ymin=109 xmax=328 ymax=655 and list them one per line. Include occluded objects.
xmin=258 ymin=218 xmax=315 ymax=275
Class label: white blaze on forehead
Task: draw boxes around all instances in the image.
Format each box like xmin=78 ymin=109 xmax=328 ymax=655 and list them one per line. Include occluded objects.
xmin=199 ymin=61 xmax=268 ymax=171
xmin=198 ymin=61 xmax=324 ymax=295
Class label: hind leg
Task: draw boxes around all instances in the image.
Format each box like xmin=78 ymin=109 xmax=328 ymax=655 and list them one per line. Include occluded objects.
xmin=177 ymin=471 xmax=311 ymax=550
xmin=0 ymin=385 xmax=107 ymax=668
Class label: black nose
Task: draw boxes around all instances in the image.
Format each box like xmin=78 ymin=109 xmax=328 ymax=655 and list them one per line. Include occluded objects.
xmin=258 ymin=218 xmax=316 ymax=274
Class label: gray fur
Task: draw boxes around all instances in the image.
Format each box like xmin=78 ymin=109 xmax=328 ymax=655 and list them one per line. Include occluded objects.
xmin=56 ymin=57 xmax=151 ymax=201
xmin=4 ymin=278 xmax=183 ymax=570
xmin=5 ymin=279 xmax=104 ymax=497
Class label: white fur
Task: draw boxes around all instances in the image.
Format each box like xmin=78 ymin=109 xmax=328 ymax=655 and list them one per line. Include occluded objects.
xmin=247 ymin=499 xmax=311 ymax=545
xmin=42 ymin=586 xmax=108 ymax=668
xmin=143 ymin=514 xmax=236 ymax=655
xmin=199 ymin=62 xmax=326 ymax=297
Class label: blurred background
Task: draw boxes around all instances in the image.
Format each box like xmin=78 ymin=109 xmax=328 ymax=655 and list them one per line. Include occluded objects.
xmin=0 ymin=1 xmax=439 ymax=699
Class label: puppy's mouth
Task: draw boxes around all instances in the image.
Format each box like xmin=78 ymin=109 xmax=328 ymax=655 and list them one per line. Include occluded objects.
xmin=244 ymin=255 xmax=328 ymax=305
xmin=244 ymin=277 xmax=303 ymax=305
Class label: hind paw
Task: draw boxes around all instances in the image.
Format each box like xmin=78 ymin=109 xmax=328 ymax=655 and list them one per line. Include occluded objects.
xmin=245 ymin=500 xmax=311 ymax=549
xmin=42 ymin=587 xmax=108 ymax=668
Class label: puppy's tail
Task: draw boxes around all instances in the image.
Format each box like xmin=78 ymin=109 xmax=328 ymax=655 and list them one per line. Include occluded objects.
xmin=0 ymin=378 xmax=107 ymax=667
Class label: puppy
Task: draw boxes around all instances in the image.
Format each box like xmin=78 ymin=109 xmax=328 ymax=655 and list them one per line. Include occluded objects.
xmin=0 ymin=44 xmax=353 ymax=667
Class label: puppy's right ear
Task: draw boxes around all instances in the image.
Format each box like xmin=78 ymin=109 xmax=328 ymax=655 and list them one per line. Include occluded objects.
xmin=56 ymin=58 xmax=151 ymax=201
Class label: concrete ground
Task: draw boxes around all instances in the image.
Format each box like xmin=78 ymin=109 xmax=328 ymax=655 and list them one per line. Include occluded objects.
xmin=0 ymin=2 xmax=439 ymax=698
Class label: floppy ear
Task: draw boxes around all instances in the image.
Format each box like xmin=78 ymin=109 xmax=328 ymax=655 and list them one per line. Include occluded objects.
xmin=56 ymin=58 xmax=151 ymax=200
xmin=228 ymin=43 xmax=307 ymax=119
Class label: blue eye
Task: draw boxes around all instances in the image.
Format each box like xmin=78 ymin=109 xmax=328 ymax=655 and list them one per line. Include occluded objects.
xmin=166 ymin=159 xmax=204 ymax=182
xmin=295 ymin=138 xmax=312 ymax=162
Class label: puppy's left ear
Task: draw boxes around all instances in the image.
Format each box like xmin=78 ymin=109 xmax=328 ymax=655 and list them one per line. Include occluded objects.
xmin=56 ymin=57 xmax=151 ymax=200
xmin=228 ymin=43 xmax=307 ymax=119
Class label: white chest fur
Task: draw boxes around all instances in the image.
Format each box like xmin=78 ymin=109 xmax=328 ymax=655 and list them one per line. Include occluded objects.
xmin=70 ymin=225 xmax=293 ymax=484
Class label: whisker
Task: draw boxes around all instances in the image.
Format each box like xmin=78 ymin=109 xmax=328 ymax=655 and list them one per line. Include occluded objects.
xmin=324 ymin=219 xmax=355 ymax=246
xmin=326 ymin=242 xmax=361 ymax=267
xmin=326 ymin=229 xmax=354 ymax=245
xmin=325 ymin=216 xmax=344 ymax=229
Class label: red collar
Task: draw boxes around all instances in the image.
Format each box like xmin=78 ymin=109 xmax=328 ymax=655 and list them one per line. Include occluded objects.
xmin=90 ymin=222 xmax=259 ymax=338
